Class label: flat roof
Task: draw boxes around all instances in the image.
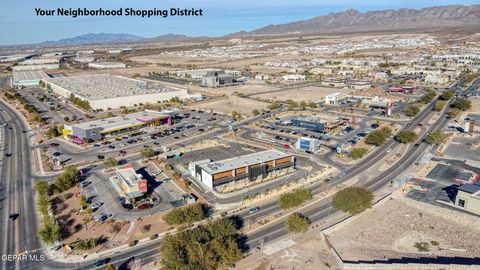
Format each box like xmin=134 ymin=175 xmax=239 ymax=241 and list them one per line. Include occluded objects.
xmin=199 ymin=150 xmax=291 ymax=175
xmin=457 ymin=183 xmax=480 ymax=194
xmin=13 ymin=70 xmax=49 ymax=82
xmin=68 ymin=110 xmax=169 ymax=132
xmin=116 ymin=166 xmax=142 ymax=187
xmin=43 ymin=74 xmax=185 ymax=101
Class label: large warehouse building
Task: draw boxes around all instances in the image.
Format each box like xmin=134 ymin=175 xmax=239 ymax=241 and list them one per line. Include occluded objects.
xmin=42 ymin=74 xmax=189 ymax=110
xmin=12 ymin=70 xmax=49 ymax=87
xmin=189 ymin=150 xmax=295 ymax=190
xmin=63 ymin=110 xmax=174 ymax=143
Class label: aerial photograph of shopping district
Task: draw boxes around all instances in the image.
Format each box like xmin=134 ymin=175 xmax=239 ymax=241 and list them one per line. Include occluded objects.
xmin=0 ymin=0 xmax=479 ymax=269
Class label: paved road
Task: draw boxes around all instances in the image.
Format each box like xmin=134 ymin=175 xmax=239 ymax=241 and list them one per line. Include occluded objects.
xmin=0 ymin=82 xmax=465 ymax=269
xmin=0 ymin=99 xmax=41 ymax=270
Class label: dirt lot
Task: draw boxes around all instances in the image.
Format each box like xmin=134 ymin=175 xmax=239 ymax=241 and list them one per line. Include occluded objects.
xmin=251 ymin=86 xmax=350 ymax=103
xmin=189 ymin=95 xmax=270 ymax=116
xmin=129 ymin=54 xmax=224 ymax=66
xmin=51 ymin=188 xmax=130 ymax=253
xmin=326 ymin=196 xmax=480 ymax=261
xmin=203 ymin=81 xmax=280 ymax=96
xmin=237 ymin=235 xmax=340 ymax=270
xmin=52 ymin=187 xmax=176 ymax=254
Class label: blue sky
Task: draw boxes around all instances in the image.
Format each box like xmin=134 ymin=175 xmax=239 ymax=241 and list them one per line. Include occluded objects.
xmin=0 ymin=0 xmax=477 ymax=45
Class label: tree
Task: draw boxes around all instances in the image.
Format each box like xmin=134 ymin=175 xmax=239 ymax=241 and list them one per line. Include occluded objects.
xmin=452 ymin=98 xmax=471 ymax=111
xmin=231 ymin=111 xmax=241 ymax=121
xmin=53 ymin=166 xmax=78 ymax=191
xmin=38 ymin=221 xmax=61 ymax=244
xmin=47 ymin=125 xmax=61 ymax=139
xmin=333 ymin=187 xmax=374 ymax=215
xmin=348 ymin=148 xmax=368 ymax=160
xmin=279 ymin=188 xmax=312 ymax=209
xmin=104 ymin=157 xmax=119 ymax=167
xmin=404 ymin=106 xmax=420 ymax=117
xmin=251 ymin=109 xmax=260 ymax=116
xmin=365 ymin=127 xmax=392 ymax=146
xmin=441 ymin=90 xmax=455 ymax=100
xmin=307 ymin=102 xmax=317 ymax=108
xmin=163 ymin=203 xmax=209 ymax=225
xmin=395 ymin=130 xmax=418 ymax=143
xmin=267 ymin=101 xmax=282 ymax=110
xmin=448 ymin=108 xmax=461 ymax=118
xmin=30 ymin=113 xmax=44 ymax=123
xmin=433 ymin=100 xmax=447 ymax=111
xmin=140 ymin=148 xmax=158 ymax=158
xmin=160 ymin=218 xmax=242 ymax=270
xmin=105 ymin=264 xmax=116 ymax=270
xmin=286 ymin=213 xmax=309 ymax=234
xmin=420 ymin=89 xmax=436 ymax=104
xmin=425 ymin=130 xmax=446 ymax=145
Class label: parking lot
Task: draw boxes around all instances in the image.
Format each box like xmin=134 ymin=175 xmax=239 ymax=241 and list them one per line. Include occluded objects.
xmin=426 ymin=163 xmax=475 ymax=183
xmin=167 ymin=141 xmax=260 ymax=166
xmin=39 ymin=108 xmax=232 ymax=166
xmin=78 ymin=161 xmax=187 ymax=222
xmin=444 ymin=137 xmax=480 ymax=162
xmin=16 ymin=88 xmax=85 ymax=124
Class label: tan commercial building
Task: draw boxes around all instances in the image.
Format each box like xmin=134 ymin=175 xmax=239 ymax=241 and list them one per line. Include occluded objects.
xmin=190 ymin=150 xmax=295 ymax=190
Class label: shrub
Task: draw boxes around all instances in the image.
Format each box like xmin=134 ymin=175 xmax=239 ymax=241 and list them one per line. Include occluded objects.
xmin=104 ymin=157 xmax=119 ymax=167
xmin=141 ymin=148 xmax=158 ymax=158
xmin=128 ymin=241 xmax=137 ymax=247
xmin=414 ymin=242 xmax=430 ymax=252
xmin=149 ymin=234 xmax=158 ymax=240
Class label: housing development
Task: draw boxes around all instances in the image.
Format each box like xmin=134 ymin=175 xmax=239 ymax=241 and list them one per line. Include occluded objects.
xmin=0 ymin=3 xmax=479 ymax=270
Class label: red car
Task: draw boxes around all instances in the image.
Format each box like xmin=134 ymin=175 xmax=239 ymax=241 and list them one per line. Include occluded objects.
xmin=137 ymin=204 xmax=152 ymax=210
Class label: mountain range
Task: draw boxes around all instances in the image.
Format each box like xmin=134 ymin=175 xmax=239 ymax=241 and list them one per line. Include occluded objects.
xmin=39 ymin=33 xmax=194 ymax=46
xmin=28 ymin=5 xmax=480 ymax=46
xmin=230 ymin=4 xmax=480 ymax=36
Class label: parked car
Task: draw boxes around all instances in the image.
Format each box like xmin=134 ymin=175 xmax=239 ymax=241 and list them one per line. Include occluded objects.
xmin=91 ymin=202 xmax=103 ymax=210
xmin=79 ymin=181 xmax=90 ymax=188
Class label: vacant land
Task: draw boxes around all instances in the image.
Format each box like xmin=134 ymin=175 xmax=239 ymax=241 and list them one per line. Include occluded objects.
xmin=326 ymin=196 xmax=480 ymax=261
xmin=251 ymin=86 xmax=349 ymax=103
xmin=236 ymin=235 xmax=340 ymax=270
xmin=189 ymin=96 xmax=270 ymax=115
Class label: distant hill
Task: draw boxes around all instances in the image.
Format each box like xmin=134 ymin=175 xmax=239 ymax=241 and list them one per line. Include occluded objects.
xmin=40 ymin=33 xmax=146 ymax=46
xmin=228 ymin=5 xmax=480 ymax=36
xmin=38 ymin=33 xmax=198 ymax=46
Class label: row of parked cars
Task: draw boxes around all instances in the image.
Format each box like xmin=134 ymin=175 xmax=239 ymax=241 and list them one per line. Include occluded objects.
xmin=261 ymin=125 xmax=328 ymax=141
xmin=346 ymin=124 xmax=380 ymax=146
